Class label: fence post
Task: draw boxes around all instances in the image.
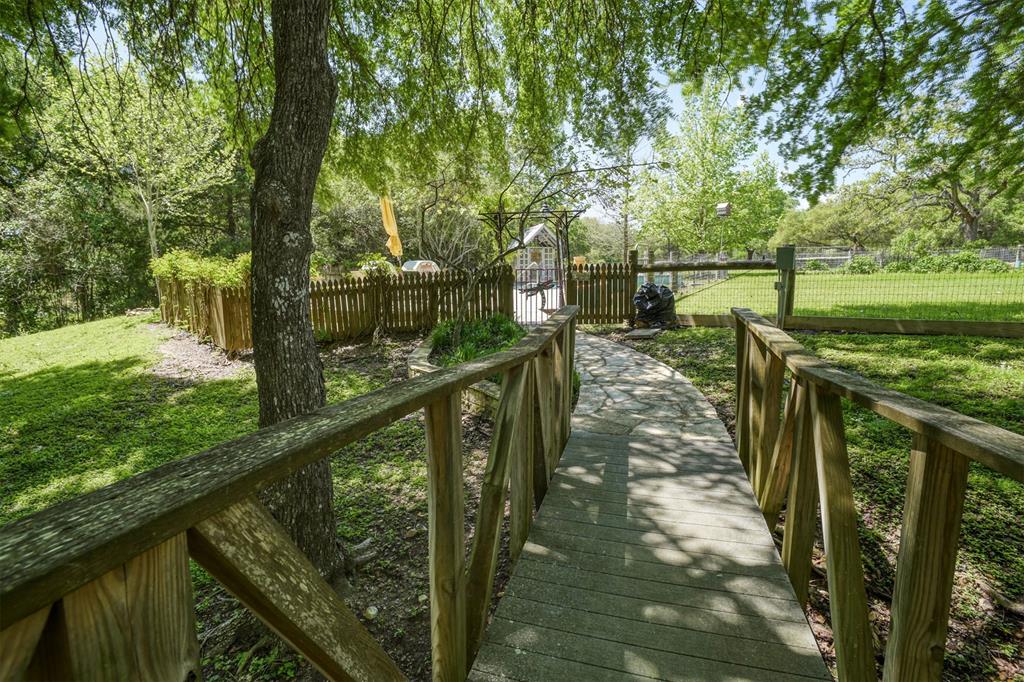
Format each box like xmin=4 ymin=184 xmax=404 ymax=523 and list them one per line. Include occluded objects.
xmin=424 ymin=392 xmax=467 ymax=681
xmin=627 ymin=250 xmax=639 ymax=325
xmin=644 ymin=248 xmax=654 ymax=284
xmin=501 ymin=265 xmax=515 ymax=317
xmin=565 ymin=263 xmax=577 ymax=307
xmin=775 ymin=245 xmax=796 ymax=328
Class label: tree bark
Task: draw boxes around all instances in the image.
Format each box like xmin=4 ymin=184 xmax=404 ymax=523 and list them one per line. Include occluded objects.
xmin=250 ymin=0 xmax=341 ymax=579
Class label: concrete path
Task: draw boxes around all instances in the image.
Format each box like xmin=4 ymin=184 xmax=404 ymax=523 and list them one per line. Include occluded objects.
xmin=470 ymin=333 xmax=830 ymax=681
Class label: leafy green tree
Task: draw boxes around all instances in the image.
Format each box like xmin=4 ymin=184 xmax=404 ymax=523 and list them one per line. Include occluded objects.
xmin=0 ymin=165 xmax=152 ymax=335
xmin=5 ymin=0 xmax=802 ymax=578
xmin=844 ymin=122 xmax=1024 ymax=243
xmin=635 ymin=77 xmax=789 ymax=255
xmin=770 ymin=183 xmax=942 ymax=249
xmin=43 ymin=64 xmax=233 ymax=258
xmin=755 ymin=0 xmax=1024 ymax=197
xmin=1 ymin=63 xmax=244 ymax=333
xmin=573 ymin=217 xmax=628 ymax=263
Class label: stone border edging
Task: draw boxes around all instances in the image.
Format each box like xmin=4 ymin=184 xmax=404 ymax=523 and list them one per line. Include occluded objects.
xmin=408 ymin=337 xmax=500 ymax=416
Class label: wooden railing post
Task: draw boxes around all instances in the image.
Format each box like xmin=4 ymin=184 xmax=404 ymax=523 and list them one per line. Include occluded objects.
xmin=550 ymin=328 xmax=566 ymax=452
xmin=882 ymin=435 xmax=969 ymax=681
xmin=16 ymin=534 xmax=200 ymax=681
xmin=0 ymin=606 xmax=49 ymax=680
xmin=509 ymin=360 xmax=536 ymax=561
xmin=781 ymin=381 xmax=818 ymax=606
xmin=758 ymin=379 xmax=802 ymax=526
xmin=745 ymin=338 xmax=768 ymax=489
xmin=424 ymin=392 xmax=466 ymax=682
xmin=755 ymin=350 xmax=785 ymax=495
xmin=532 ymin=352 xmax=554 ymax=506
xmin=810 ymin=384 xmax=875 ymax=682
xmin=735 ymin=325 xmax=752 ymax=475
xmin=464 ymin=365 xmax=526 ymax=664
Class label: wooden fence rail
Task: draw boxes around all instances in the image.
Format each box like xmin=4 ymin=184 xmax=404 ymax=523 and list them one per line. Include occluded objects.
xmin=159 ymin=266 xmax=515 ymax=352
xmin=732 ymin=307 xmax=1024 ymax=681
xmin=0 ymin=307 xmax=578 ymax=682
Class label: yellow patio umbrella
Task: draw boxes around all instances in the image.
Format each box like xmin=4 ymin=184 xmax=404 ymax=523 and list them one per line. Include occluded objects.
xmin=380 ymin=195 xmax=403 ymax=258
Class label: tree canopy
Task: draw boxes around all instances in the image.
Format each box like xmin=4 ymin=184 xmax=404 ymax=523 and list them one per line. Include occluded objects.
xmin=754 ymin=0 xmax=1024 ymax=198
xmin=633 ymin=77 xmax=788 ymax=255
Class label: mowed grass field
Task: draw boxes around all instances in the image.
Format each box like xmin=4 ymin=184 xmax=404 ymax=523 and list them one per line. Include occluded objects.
xmin=674 ymin=270 xmax=1024 ymax=321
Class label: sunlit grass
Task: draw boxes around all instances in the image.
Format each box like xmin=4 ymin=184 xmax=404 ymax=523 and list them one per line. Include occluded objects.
xmin=673 ymin=270 xmax=1024 ymax=321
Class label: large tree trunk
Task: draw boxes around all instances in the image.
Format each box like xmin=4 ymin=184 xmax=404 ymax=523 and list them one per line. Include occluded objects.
xmin=249 ymin=0 xmax=341 ymax=579
xmin=962 ymin=213 xmax=981 ymax=242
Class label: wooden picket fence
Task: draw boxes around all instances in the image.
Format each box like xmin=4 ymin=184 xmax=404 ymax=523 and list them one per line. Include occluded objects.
xmin=158 ymin=266 xmax=514 ymax=351
xmin=565 ymin=262 xmax=636 ymax=324
xmin=157 ymin=278 xmax=253 ymax=351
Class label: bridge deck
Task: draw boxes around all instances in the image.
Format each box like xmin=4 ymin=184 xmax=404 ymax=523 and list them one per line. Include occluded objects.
xmin=470 ymin=334 xmax=830 ymax=681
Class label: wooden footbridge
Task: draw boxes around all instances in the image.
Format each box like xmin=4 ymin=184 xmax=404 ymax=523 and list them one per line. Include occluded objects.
xmin=1 ymin=306 xmax=1022 ymax=682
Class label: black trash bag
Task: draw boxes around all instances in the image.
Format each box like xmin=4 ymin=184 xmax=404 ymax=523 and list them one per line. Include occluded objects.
xmin=633 ymin=283 xmax=677 ymax=326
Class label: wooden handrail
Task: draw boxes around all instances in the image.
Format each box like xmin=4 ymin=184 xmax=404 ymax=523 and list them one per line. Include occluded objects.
xmin=0 ymin=306 xmax=578 ymax=682
xmin=733 ymin=308 xmax=1024 ymax=480
xmin=731 ymin=307 xmax=1023 ymax=682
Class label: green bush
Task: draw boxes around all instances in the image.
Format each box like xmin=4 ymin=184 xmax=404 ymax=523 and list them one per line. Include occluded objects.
xmin=883 ymin=259 xmax=913 ymax=273
xmin=803 ymin=259 xmax=829 ymax=271
xmin=152 ymin=249 xmax=337 ymax=288
xmin=841 ymin=255 xmax=879 ymax=274
xmin=150 ymin=250 xmax=251 ymax=287
xmin=431 ymin=314 xmax=526 ymax=367
xmin=357 ymin=252 xmax=398 ymax=275
xmin=906 ymin=253 xmax=1012 ymax=274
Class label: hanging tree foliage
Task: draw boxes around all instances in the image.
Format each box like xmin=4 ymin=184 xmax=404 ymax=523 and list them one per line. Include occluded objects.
xmin=13 ymin=0 xmax=999 ymax=577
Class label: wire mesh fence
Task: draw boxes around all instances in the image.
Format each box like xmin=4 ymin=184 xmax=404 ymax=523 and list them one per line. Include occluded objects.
xmin=638 ymin=245 xmax=1024 ymax=323
xmin=791 ymin=246 xmax=1024 ymax=321
xmin=669 ymin=270 xmax=778 ymax=318
xmin=793 ymin=245 xmax=1023 ymax=270
xmin=791 ymin=271 xmax=1024 ymax=321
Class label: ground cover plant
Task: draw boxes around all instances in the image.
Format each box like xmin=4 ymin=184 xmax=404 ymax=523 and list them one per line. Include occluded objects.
xmin=430 ymin=313 xmax=526 ymax=366
xmin=0 ymin=314 xmax=507 ymax=680
xmin=674 ymin=270 xmax=1024 ymax=322
xmin=590 ymin=324 xmax=1024 ymax=680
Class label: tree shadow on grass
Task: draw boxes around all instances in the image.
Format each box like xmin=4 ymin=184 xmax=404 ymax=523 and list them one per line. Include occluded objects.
xmin=0 ymin=356 xmax=258 ymax=524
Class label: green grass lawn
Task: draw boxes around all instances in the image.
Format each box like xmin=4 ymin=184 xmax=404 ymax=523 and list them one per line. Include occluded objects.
xmin=674 ymin=270 xmax=1024 ymax=321
xmin=614 ymin=325 xmax=1024 ymax=680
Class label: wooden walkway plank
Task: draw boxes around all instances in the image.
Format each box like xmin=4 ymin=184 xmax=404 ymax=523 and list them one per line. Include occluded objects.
xmin=471 ymin=334 xmax=829 ymax=681
xmin=514 ymin=557 xmax=811 ymax=623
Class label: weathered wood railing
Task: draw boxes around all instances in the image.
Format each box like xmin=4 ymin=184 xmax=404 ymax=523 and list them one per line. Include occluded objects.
xmin=732 ymin=307 xmax=1024 ymax=681
xmin=0 ymin=306 xmax=578 ymax=681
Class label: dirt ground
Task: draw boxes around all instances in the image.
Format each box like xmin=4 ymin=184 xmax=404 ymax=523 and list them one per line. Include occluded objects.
xmin=150 ymin=325 xmax=249 ymax=382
